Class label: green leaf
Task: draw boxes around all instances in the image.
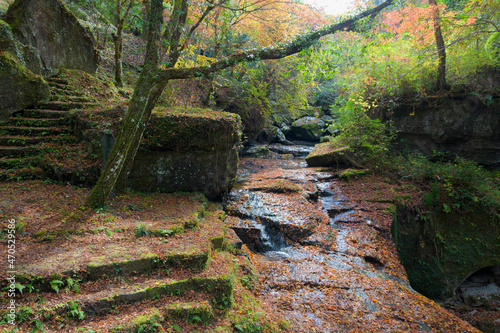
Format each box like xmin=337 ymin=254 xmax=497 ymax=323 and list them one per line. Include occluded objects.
xmin=50 ymin=279 xmax=64 ymax=294
xmin=443 ymin=203 xmax=451 ymax=214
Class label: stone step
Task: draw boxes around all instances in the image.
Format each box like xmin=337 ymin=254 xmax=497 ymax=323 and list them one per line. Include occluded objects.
xmin=0 ymin=156 xmax=39 ymax=169
xmin=0 ymin=166 xmax=44 ymax=180
xmin=23 ymin=109 xmax=69 ymax=119
xmin=34 ymin=101 xmax=98 ymax=111
xmin=47 ymin=81 xmax=69 ymax=90
xmin=50 ymin=87 xmax=84 ymax=96
xmin=46 ymin=77 xmax=70 ymax=85
xmin=0 ymin=146 xmax=40 ymax=158
xmin=8 ymin=117 xmax=68 ymax=127
xmin=0 ymin=125 xmax=71 ymax=136
xmin=11 ymin=249 xmax=212 ymax=293
xmin=65 ymin=301 xmax=214 ymax=332
xmin=0 ymin=135 xmax=78 ymax=146
xmin=42 ymin=276 xmax=230 ymax=317
xmin=49 ymin=95 xmax=92 ymax=103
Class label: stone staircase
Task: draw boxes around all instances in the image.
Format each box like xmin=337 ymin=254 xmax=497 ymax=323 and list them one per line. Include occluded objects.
xmin=0 ymin=76 xmax=98 ymax=180
xmin=0 ymin=197 xmax=246 ymax=332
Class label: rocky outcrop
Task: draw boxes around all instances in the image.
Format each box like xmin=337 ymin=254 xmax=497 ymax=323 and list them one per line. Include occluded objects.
xmin=126 ymin=108 xmax=241 ymax=199
xmin=305 ymin=141 xmax=352 ymax=167
xmin=377 ymin=94 xmax=500 ymax=169
xmin=0 ymin=52 xmax=49 ymax=120
xmin=393 ymin=204 xmax=500 ymax=300
xmin=5 ymin=0 xmax=99 ymax=74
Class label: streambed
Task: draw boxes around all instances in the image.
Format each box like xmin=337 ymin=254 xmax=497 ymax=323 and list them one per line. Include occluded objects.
xmin=224 ymin=149 xmax=480 ymax=332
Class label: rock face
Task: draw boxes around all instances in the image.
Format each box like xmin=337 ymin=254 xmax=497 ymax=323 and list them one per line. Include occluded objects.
xmin=393 ymin=204 xmax=500 ymax=300
xmin=0 ymin=52 xmax=49 ymax=119
xmin=5 ymin=0 xmax=98 ymax=74
xmin=378 ymin=94 xmax=500 ymax=169
xmin=127 ymin=109 xmax=241 ymax=199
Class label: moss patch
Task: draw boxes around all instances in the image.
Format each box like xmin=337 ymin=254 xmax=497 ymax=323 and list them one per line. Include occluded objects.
xmin=305 ymin=141 xmax=352 ymax=167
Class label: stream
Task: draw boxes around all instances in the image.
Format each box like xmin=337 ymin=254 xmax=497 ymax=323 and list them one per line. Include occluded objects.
xmin=224 ymin=145 xmax=480 ymax=332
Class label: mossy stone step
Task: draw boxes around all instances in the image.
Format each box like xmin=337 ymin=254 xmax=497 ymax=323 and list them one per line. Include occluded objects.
xmin=49 ymin=95 xmax=92 ymax=103
xmin=50 ymin=87 xmax=84 ymax=96
xmin=10 ymin=249 xmax=211 ymax=293
xmin=165 ymin=300 xmax=215 ymax=321
xmin=46 ymin=77 xmax=70 ymax=85
xmin=83 ymin=301 xmax=214 ymax=332
xmin=47 ymin=81 xmax=69 ymax=90
xmin=38 ymin=276 xmax=232 ymax=320
xmin=0 ymin=166 xmax=44 ymax=180
xmin=0 ymin=135 xmax=78 ymax=146
xmin=35 ymin=101 xmax=98 ymax=111
xmin=0 ymin=146 xmax=40 ymax=158
xmin=8 ymin=117 xmax=69 ymax=127
xmin=0 ymin=126 xmax=71 ymax=136
xmin=110 ymin=307 xmax=165 ymax=332
xmin=0 ymin=156 xmax=39 ymax=169
xmin=23 ymin=109 xmax=69 ymax=119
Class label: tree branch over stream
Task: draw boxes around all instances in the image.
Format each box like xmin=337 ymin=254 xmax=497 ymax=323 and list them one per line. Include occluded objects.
xmin=155 ymin=0 xmax=394 ymax=83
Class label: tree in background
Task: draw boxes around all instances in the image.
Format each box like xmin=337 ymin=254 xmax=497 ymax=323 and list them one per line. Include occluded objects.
xmin=428 ymin=0 xmax=447 ymax=90
xmin=85 ymin=0 xmax=394 ymax=207
xmin=112 ymin=0 xmax=138 ymax=88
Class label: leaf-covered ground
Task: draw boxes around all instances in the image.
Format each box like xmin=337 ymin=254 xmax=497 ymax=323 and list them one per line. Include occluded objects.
xmin=0 ymin=180 xmax=284 ymax=332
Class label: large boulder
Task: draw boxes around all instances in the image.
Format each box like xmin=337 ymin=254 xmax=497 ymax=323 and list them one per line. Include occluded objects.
xmin=127 ymin=108 xmax=242 ymax=199
xmin=305 ymin=141 xmax=353 ymax=167
xmin=290 ymin=116 xmax=325 ymax=142
xmin=5 ymin=0 xmax=99 ymax=74
xmin=0 ymin=52 xmax=50 ymax=120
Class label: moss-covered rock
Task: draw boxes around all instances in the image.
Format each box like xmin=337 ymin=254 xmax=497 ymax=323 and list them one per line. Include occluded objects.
xmin=127 ymin=107 xmax=242 ymax=199
xmin=5 ymin=0 xmax=99 ymax=74
xmin=0 ymin=52 xmax=49 ymax=119
xmin=290 ymin=116 xmax=325 ymax=142
xmin=0 ymin=19 xmax=16 ymax=53
xmin=338 ymin=168 xmax=370 ymax=180
xmin=305 ymin=141 xmax=352 ymax=167
xmin=393 ymin=204 xmax=500 ymax=299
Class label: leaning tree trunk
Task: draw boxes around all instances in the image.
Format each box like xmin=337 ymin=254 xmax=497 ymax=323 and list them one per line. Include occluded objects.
xmin=114 ymin=81 xmax=169 ymax=192
xmin=86 ymin=0 xmax=164 ymax=208
xmin=429 ymin=0 xmax=446 ymax=90
xmin=85 ymin=76 xmax=157 ymax=207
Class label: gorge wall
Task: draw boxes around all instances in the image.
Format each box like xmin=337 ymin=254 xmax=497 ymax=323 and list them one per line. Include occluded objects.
xmin=375 ymin=86 xmax=500 ymax=169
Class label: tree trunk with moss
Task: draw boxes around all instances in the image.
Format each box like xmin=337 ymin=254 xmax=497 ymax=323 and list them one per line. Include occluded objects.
xmin=86 ymin=0 xmax=394 ymax=208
